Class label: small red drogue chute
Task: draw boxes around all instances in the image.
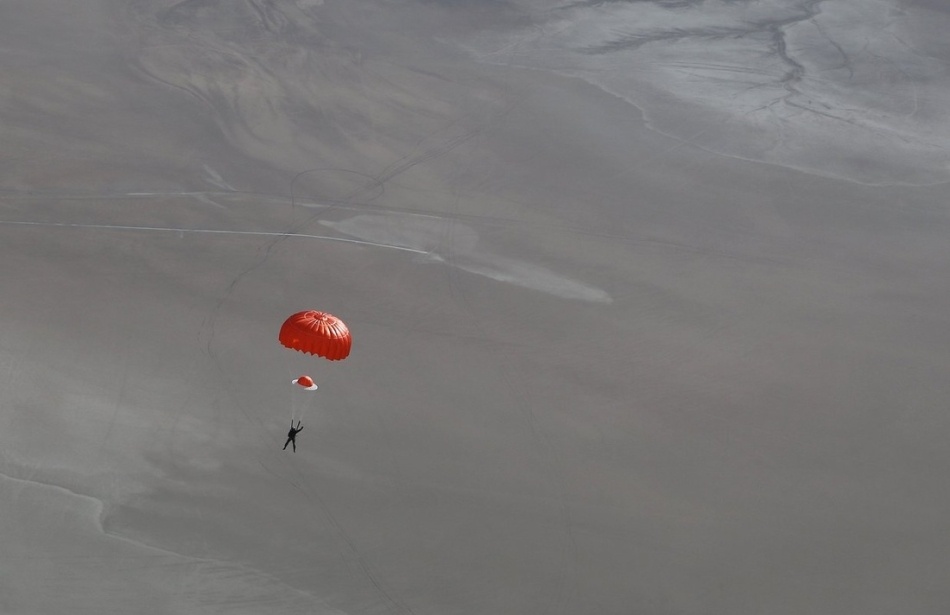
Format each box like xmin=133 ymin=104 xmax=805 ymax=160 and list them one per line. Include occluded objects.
xmin=293 ymin=375 xmax=319 ymax=390
xmin=279 ymin=310 xmax=351 ymax=361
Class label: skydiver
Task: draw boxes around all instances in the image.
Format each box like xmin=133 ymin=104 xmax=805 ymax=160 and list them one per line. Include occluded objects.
xmin=283 ymin=420 xmax=303 ymax=452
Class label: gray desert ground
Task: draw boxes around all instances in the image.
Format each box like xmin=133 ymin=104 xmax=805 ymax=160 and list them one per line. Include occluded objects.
xmin=3 ymin=0 xmax=950 ymax=613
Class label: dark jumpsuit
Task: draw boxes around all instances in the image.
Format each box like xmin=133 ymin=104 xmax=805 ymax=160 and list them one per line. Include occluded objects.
xmin=283 ymin=421 xmax=303 ymax=452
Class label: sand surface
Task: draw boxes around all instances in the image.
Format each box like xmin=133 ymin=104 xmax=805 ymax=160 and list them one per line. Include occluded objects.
xmin=3 ymin=0 xmax=950 ymax=613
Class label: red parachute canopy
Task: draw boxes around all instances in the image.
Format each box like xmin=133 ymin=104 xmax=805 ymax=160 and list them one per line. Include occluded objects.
xmin=279 ymin=311 xmax=351 ymax=360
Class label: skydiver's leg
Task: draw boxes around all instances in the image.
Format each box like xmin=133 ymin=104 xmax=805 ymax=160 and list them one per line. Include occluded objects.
xmin=283 ymin=438 xmax=290 ymax=450
xmin=292 ymin=440 xmax=296 ymax=452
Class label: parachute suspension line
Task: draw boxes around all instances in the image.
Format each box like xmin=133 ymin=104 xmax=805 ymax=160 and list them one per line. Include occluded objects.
xmin=289 ymin=382 xmax=297 ymax=422
xmin=290 ymin=375 xmax=319 ymax=422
